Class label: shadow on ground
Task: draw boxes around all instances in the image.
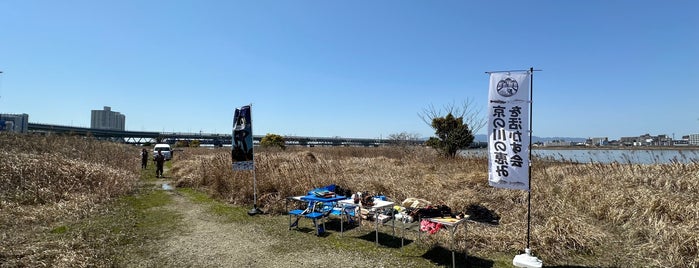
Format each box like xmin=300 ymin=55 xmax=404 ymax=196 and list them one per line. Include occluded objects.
xmin=422 ymin=246 xmax=493 ymax=268
xmin=287 ymin=226 xmax=334 ymax=237
xmin=544 ymin=265 xmax=597 ymax=268
xmin=464 ymin=203 xmax=500 ymax=225
xmin=323 ymin=219 xmax=360 ymax=233
xmin=357 ymin=231 xmax=414 ymax=248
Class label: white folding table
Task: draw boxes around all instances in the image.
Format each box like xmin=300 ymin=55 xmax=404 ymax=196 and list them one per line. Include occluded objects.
xmin=424 ymin=216 xmax=469 ymax=268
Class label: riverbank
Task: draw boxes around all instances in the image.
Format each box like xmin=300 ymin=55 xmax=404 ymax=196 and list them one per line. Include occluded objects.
xmin=2 ymin=135 xmax=698 ymax=267
xmin=0 ymin=135 xmax=504 ymax=267
xmin=172 ymin=146 xmax=699 ymax=267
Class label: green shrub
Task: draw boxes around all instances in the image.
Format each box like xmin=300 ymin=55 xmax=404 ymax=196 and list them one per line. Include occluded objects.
xmin=260 ymin=133 xmax=285 ymax=150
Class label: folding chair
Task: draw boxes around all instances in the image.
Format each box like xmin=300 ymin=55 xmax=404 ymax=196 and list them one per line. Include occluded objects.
xmin=304 ymin=201 xmax=329 ymax=235
xmin=288 ymin=200 xmax=312 ymax=230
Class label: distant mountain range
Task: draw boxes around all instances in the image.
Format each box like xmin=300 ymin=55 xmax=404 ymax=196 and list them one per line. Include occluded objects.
xmin=473 ymin=134 xmax=586 ymax=143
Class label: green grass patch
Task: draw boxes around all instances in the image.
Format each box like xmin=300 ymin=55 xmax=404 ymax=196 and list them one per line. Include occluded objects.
xmin=177 ymin=187 xmax=212 ymax=203
xmin=105 ymin=189 xmax=180 ymax=238
xmin=141 ymin=162 xmax=159 ymax=182
xmin=140 ymin=157 xmax=174 ymax=181
xmin=50 ymin=225 xmax=69 ymax=234
xmin=41 ymin=184 xmax=173 ymax=265
xmin=48 ymin=188 xmax=183 ymax=266
xmin=177 ymin=187 xmax=252 ymax=223
xmin=123 ymin=188 xmax=172 ymax=210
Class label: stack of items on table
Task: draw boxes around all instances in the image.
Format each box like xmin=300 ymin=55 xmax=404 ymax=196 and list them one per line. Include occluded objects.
xmin=349 ymin=191 xmax=391 ymax=222
xmin=401 ymin=198 xmax=463 ymax=234
xmin=292 ymin=188 xmax=469 ymax=236
xmin=351 ymin=195 xmax=466 ymax=234
xmin=308 ymin=187 xmax=337 ymax=199
xmin=306 ymin=184 xmax=353 ymax=198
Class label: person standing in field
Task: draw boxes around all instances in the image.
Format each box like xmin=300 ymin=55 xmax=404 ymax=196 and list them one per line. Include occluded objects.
xmin=140 ymin=148 xmax=149 ymax=169
xmin=154 ymin=149 xmax=165 ymax=178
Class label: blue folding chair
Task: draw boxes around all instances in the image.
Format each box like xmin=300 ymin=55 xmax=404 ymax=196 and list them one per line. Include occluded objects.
xmin=305 ymin=201 xmax=331 ymax=235
xmin=288 ymin=200 xmax=330 ymax=236
xmin=288 ymin=200 xmax=312 ymax=230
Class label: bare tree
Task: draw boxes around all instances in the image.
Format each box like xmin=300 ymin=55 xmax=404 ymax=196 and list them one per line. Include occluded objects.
xmin=418 ymin=99 xmax=486 ymax=135
xmin=387 ymin=131 xmax=422 ymax=146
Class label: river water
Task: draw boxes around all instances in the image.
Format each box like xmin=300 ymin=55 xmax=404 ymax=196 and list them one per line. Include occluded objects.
xmin=461 ymin=148 xmax=699 ymax=164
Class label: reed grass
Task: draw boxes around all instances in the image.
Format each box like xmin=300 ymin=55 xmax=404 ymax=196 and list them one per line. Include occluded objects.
xmin=171 ymin=146 xmax=699 ymax=267
xmin=0 ymin=133 xmax=141 ymax=267
xmin=3 ymin=133 xmax=697 ymax=267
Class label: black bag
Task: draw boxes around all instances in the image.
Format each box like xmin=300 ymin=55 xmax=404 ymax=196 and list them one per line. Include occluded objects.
xmin=410 ymin=204 xmax=452 ymax=219
xmin=334 ymin=185 xmax=353 ymax=197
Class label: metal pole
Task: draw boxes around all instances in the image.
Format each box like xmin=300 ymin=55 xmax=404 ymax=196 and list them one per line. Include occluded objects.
xmin=253 ymin=169 xmax=258 ymax=208
xmin=252 ymin=103 xmax=257 ymax=207
xmin=512 ymin=67 xmax=544 ymax=267
xmin=375 ymin=213 xmax=379 ymax=245
xmin=527 ymin=67 xmax=534 ymax=249
xmin=247 ymin=103 xmax=263 ymax=215
xmin=451 ymin=226 xmax=456 ymax=268
xmin=485 ymin=69 xmax=536 ymax=74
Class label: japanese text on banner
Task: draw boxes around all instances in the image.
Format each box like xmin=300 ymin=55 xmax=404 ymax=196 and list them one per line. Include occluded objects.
xmin=487 ymin=72 xmax=531 ymax=190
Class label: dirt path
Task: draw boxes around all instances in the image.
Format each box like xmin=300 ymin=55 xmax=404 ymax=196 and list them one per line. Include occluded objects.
xmin=137 ymin=180 xmax=276 ymax=267
xmin=125 ymin=179 xmax=384 ymax=268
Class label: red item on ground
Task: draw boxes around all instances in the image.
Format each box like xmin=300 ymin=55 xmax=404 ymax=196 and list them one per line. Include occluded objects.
xmin=420 ymin=219 xmax=444 ymax=235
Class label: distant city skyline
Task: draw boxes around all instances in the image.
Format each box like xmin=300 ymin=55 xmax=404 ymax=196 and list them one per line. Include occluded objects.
xmin=13 ymin=114 xmax=699 ymax=143
xmin=0 ymin=1 xmax=697 ymax=139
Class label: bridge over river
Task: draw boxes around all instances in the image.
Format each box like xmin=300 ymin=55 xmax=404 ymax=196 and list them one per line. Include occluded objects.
xmin=27 ymin=123 xmax=418 ymax=147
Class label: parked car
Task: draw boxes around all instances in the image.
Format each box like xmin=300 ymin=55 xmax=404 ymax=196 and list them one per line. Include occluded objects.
xmin=153 ymin=144 xmax=172 ymax=161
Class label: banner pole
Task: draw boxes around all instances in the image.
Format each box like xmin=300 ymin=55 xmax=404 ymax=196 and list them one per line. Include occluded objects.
xmin=252 ymin=103 xmax=258 ymax=209
xmin=247 ymin=103 xmax=263 ymax=215
xmin=527 ymin=67 xmax=534 ymax=249
xmin=253 ymin=169 xmax=258 ymax=208
xmin=512 ymin=67 xmax=543 ymax=268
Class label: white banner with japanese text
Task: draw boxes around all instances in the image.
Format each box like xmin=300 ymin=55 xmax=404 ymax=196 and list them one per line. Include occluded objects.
xmin=488 ymin=71 xmax=531 ymax=190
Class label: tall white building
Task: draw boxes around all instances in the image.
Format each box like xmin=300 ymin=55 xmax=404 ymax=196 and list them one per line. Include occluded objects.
xmin=91 ymin=106 xmax=125 ymax=131
xmin=689 ymin=134 xmax=699 ymax=146
xmin=0 ymin=113 xmax=29 ymax=133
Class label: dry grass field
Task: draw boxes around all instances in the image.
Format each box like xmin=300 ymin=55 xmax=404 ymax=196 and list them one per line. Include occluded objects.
xmin=2 ymin=134 xmax=698 ymax=267
xmin=171 ymin=146 xmax=699 ymax=267
xmin=0 ymin=134 xmax=140 ymax=266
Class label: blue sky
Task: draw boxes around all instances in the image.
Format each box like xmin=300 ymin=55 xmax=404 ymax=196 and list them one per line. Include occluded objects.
xmin=1 ymin=1 xmax=697 ymax=140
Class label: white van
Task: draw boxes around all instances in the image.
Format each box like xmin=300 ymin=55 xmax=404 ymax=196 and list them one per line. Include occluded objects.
xmin=153 ymin=144 xmax=173 ymax=161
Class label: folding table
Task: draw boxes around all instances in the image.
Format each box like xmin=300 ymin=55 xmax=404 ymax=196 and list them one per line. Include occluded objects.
xmin=424 ymin=216 xmax=469 ymax=268
xmin=365 ymin=199 xmax=395 ymax=245
xmin=287 ymin=194 xmax=348 ymax=236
